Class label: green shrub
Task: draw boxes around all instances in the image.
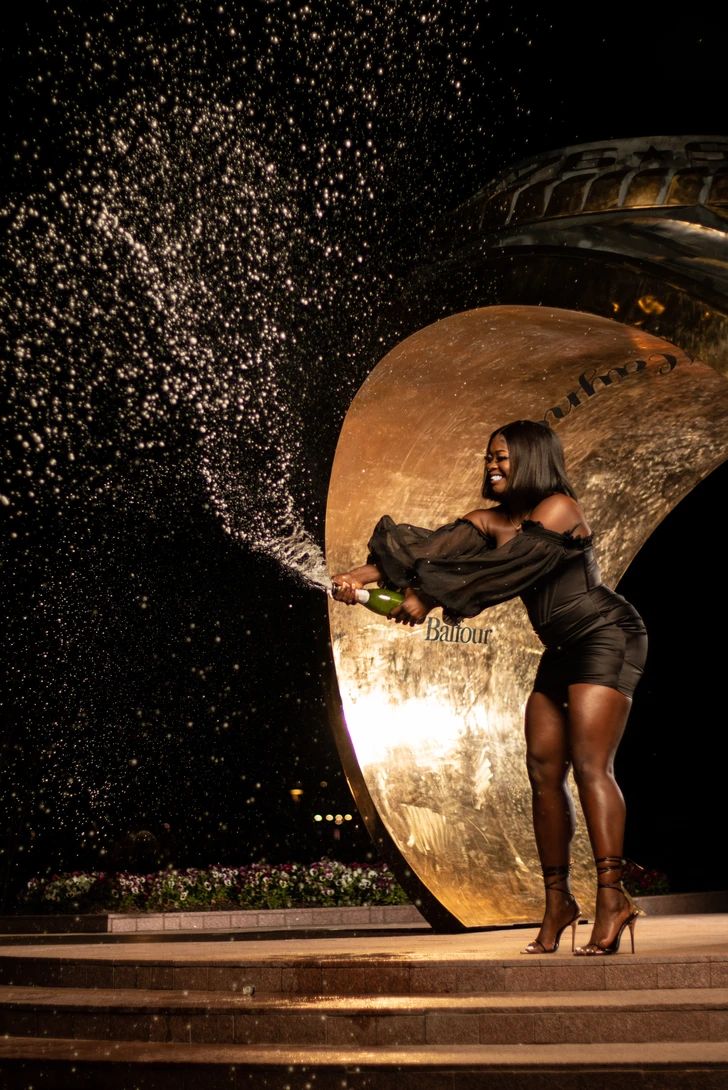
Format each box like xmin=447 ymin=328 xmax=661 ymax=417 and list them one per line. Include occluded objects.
xmin=19 ymin=860 xmax=410 ymax=914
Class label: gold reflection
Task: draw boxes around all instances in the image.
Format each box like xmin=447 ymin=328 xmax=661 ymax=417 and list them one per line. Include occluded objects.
xmin=637 ymin=295 xmax=666 ymax=315
xmin=326 ymin=305 xmax=728 ymax=928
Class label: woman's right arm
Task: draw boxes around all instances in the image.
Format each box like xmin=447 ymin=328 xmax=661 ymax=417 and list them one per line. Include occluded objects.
xmin=331 ymin=562 xmax=382 ymax=605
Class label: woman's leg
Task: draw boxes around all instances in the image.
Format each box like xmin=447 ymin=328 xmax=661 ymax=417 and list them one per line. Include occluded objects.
xmin=567 ymin=682 xmax=633 ymax=947
xmin=524 ymin=690 xmax=579 ymax=950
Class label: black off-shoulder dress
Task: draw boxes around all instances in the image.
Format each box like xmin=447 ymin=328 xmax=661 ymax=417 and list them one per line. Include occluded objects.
xmin=367 ymin=515 xmax=647 ymax=700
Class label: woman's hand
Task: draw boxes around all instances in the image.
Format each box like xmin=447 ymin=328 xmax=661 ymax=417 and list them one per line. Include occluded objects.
xmin=389 ymin=588 xmax=434 ymax=626
xmin=330 ymin=573 xmax=364 ymax=605
xmin=330 ymin=562 xmax=382 ymax=604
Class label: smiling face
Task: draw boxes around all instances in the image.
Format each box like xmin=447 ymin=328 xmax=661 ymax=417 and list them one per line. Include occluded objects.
xmin=483 ymin=432 xmax=511 ymax=499
xmin=480 ymin=419 xmax=577 ymax=512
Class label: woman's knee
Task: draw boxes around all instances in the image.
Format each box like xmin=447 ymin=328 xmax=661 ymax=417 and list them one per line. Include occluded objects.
xmin=571 ymin=756 xmax=615 ymax=790
xmin=526 ymin=752 xmax=570 ymax=790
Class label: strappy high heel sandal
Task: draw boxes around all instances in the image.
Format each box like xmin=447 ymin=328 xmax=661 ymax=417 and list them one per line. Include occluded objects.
xmin=522 ymin=864 xmax=581 ymax=954
xmin=574 ymin=855 xmax=646 ymax=956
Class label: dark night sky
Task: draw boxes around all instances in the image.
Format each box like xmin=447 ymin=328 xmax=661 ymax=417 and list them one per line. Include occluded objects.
xmin=0 ymin=2 xmax=724 ymax=905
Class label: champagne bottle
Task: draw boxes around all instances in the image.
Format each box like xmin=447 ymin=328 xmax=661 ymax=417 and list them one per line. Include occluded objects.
xmin=330 ymin=584 xmax=404 ymax=616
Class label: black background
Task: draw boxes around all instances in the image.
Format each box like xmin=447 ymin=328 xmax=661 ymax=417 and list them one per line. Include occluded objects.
xmin=1 ymin=2 xmax=725 ymax=906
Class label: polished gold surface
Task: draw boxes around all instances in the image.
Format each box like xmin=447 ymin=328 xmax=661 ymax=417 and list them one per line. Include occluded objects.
xmin=326 ymin=305 xmax=728 ymax=928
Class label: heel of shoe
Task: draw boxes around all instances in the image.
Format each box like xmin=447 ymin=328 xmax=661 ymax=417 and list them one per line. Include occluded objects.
xmin=521 ymin=863 xmax=580 ymax=955
xmin=574 ymin=855 xmax=646 ymax=957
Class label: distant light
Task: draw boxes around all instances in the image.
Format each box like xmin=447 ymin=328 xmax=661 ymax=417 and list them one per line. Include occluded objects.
xmin=344 ymin=814 xmax=352 ymax=821
xmin=313 ymin=814 xmax=323 ymax=822
xmin=289 ymin=786 xmax=304 ymax=802
xmin=334 ymin=814 xmax=343 ymax=825
xmin=325 ymin=813 xmax=334 ymax=822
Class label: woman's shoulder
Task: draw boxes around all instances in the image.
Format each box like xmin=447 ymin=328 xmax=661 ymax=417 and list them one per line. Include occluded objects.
xmin=460 ymin=507 xmax=503 ymax=537
xmin=529 ymin=493 xmax=590 ymax=537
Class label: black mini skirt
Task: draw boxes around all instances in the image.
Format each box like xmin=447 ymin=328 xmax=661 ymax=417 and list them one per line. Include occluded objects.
xmin=531 ymin=586 xmax=648 ymax=701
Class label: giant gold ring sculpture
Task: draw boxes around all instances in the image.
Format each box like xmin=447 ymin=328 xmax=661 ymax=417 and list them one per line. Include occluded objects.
xmin=326 ymin=304 xmax=728 ymax=929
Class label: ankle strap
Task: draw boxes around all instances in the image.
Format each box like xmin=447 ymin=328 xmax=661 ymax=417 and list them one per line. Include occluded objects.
xmin=595 ymin=855 xmax=624 ymax=873
xmin=541 ymin=864 xmax=572 ymax=893
xmin=594 ymin=855 xmax=644 ymax=873
xmin=594 ymin=855 xmax=644 ymax=891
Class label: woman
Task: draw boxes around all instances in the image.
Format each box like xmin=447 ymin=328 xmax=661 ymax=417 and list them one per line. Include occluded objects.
xmin=332 ymin=419 xmax=647 ymax=956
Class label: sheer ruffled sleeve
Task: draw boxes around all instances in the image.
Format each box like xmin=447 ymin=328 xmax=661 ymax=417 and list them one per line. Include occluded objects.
xmin=367 ymin=514 xmax=585 ymax=618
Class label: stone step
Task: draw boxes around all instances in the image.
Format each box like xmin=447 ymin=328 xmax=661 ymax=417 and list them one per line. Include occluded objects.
xmin=1 ymin=950 xmax=726 ymax=995
xmin=1 ymin=1037 xmax=728 ymax=1089
xmin=1 ymin=985 xmax=728 ymax=1046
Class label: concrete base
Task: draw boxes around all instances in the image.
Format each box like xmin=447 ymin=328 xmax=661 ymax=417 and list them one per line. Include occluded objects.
xmin=0 ymin=903 xmax=427 ymax=935
xmin=636 ymin=891 xmax=728 ymax=917
xmin=0 ymin=891 xmax=724 ymax=936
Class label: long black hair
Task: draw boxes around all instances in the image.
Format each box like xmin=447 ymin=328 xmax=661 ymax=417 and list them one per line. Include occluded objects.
xmin=482 ymin=420 xmax=577 ymax=514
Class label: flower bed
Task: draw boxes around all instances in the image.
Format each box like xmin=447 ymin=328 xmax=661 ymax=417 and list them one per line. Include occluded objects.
xmin=19 ymin=860 xmax=410 ymax=914
xmin=18 ymin=858 xmax=669 ymax=915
